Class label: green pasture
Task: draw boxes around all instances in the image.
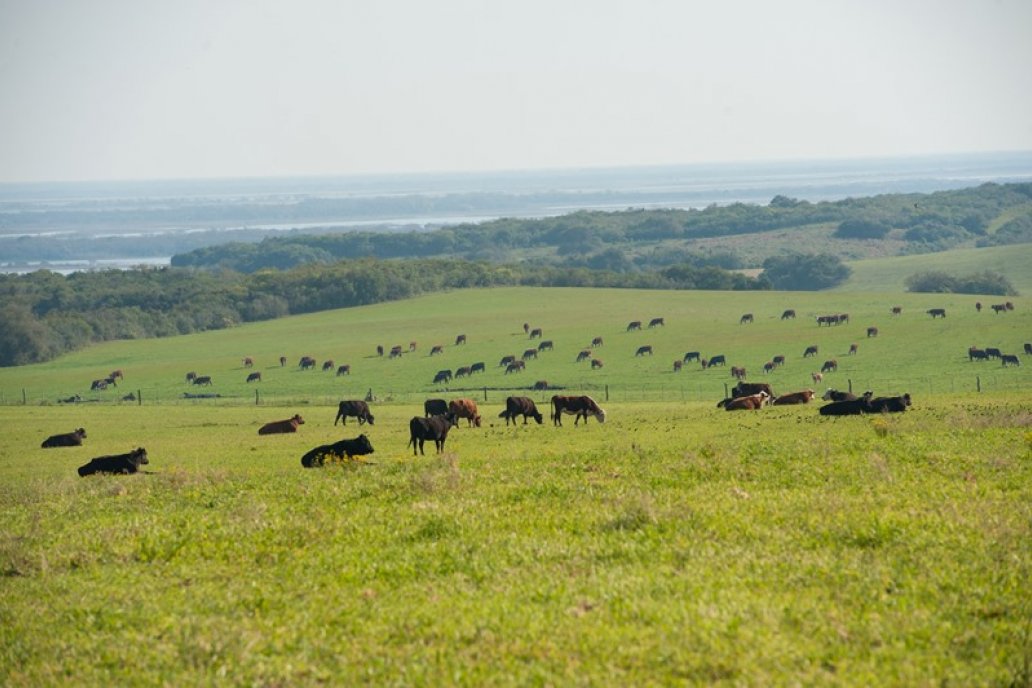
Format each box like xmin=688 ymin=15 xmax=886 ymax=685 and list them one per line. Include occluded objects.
xmin=0 ymin=287 xmax=1029 ymax=407
xmin=838 ymin=243 xmax=1032 ymax=295
xmin=1 ymin=396 xmax=1030 ymax=685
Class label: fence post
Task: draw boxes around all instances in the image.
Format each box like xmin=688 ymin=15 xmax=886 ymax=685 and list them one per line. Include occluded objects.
xmin=138 ymin=389 xmax=142 ymax=406
xmin=976 ymin=376 xmax=981 ymax=393
xmin=723 ymin=382 xmax=728 ymax=399
xmin=847 ymin=379 xmax=853 ymax=393
xmin=23 ymin=388 xmax=27 ymax=405
xmin=605 ymin=385 xmax=609 ymax=402
xmin=255 ymin=389 xmax=260 ymax=406
xmin=484 ymin=387 xmax=488 ymax=402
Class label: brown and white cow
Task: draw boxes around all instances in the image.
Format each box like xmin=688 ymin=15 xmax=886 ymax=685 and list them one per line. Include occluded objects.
xmin=258 ymin=415 xmax=305 ymax=435
xmin=448 ymin=398 xmax=482 ymax=427
xmin=455 ymin=334 xmax=467 ymax=345
xmin=576 ymin=350 xmax=592 ymax=363
xmin=866 ymin=327 xmax=878 ymax=337
xmin=591 ymin=359 xmax=604 ymax=369
xmin=591 ymin=336 xmax=604 ymax=347
xmin=551 ymin=395 xmax=606 ymax=426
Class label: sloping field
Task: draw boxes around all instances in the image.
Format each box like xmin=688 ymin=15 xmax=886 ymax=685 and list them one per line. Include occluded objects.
xmin=0 ymin=287 xmax=1027 ymax=406
xmin=838 ymin=243 xmax=1032 ymax=294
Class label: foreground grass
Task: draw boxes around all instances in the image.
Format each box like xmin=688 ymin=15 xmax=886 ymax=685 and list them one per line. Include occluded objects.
xmin=1 ymin=397 xmax=1029 ymax=685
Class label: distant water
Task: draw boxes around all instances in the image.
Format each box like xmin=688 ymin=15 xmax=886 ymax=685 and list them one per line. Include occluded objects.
xmin=1 ymin=151 xmax=1030 ymax=274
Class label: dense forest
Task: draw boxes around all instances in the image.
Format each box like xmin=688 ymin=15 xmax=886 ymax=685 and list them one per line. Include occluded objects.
xmin=170 ymin=183 xmax=1032 ymax=272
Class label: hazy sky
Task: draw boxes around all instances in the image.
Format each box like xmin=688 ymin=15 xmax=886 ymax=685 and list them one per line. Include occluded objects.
xmin=1 ymin=0 xmax=1030 ymax=183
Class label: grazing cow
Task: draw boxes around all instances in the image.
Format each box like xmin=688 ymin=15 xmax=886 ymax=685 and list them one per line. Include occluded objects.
xmin=648 ymin=317 xmax=665 ymax=328
xmin=732 ymin=382 xmax=774 ymax=399
xmin=425 ymin=398 xmax=449 ymax=417
xmin=867 ymin=393 xmax=912 ymax=413
xmin=1005 ymin=301 xmax=1014 ymax=311
xmin=500 ymin=396 xmax=544 ymax=425
xmin=627 ymin=321 xmax=642 ymax=331
xmin=891 ymin=306 xmax=902 ymax=316
xmin=821 ymin=389 xmax=858 ymax=402
xmin=258 ymin=415 xmax=305 ymax=435
xmin=410 ymin=341 xmax=418 ymax=353
xmin=684 ymin=351 xmax=701 ymax=363
xmin=968 ymin=347 xmax=989 ymax=362
xmin=505 ymin=361 xmax=526 ymax=374
xmin=1024 ymin=343 xmax=1032 ymax=355
xmin=430 ymin=345 xmax=445 ymax=356
xmin=522 ymin=348 xmax=538 ymax=360
xmin=41 ymin=428 xmax=87 ymax=448
xmin=740 ymin=313 xmax=753 ymax=324
xmin=731 ymin=366 xmax=747 ymax=380
xmin=821 ymin=360 xmax=838 ymax=373
xmin=448 ymin=398 xmax=482 ymax=427
xmin=279 ymin=356 xmax=287 ymax=367
xmin=673 ymin=360 xmax=683 ymax=372
xmin=193 ymin=375 xmax=213 ymax=386
xmin=299 ymin=356 xmax=316 ymax=370
xmin=301 ymin=435 xmax=375 ymax=467
xmin=533 ymin=380 xmax=549 ymax=390
xmin=849 ymin=344 xmax=859 ymax=356
xmin=551 ymin=395 xmax=606 ymax=426
xmin=390 ymin=345 xmax=404 ymax=359
xmin=781 ymin=309 xmax=796 ymax=320
xmin=811 ymin=372 xmax=823 ymax=384
xmin=773 ymin=389 xmax=814 ymax=405
xmin=334 ymin=400 xmax=375 ymax=426
xmin=838 ymin=313 xmax=850 ymax=324
xmin=927 ymin=308 xmax=947 ymax=318
xmin=867 ymin=327 xmax=878 ymax=337
xmin=529 ymin=328 xmax=543 ymax=339
xmin=455 ymin=366 xmax=472 ymax=378
xmin=772 ymin=355 xmax=786 ymax=367
xmin=455 ymin=334 xmax=467 ymax=345
xmin=336 ymin=364 xmax=351 ymax=376
xmin=433 ymin=369 xmax=452 ymax=384
xmin=991 ymin=304 xmax=1007 ymax=314
xmin=817 ymin=314 xmax=840 ymax=327
xmin=499 ymin=354 xmax=516 ymax=367
xmin=721 ymin=391 xmax=769 ymax=410
xmin=576 ymin=350 xmax=592 ymax=362
xmin=90 ymin=379 xmax=108 ymax=391
xmin=1001 ymin=354 xmax=1021 ymax=367
xmin=523 ymin=322 xmax=530 ymax=334
xmin=470 ymin=362 xmax=486 ymax=374
xmin=635 ymin=345 xmax=654 ymax=357
xmin=975 ymin=302 xmax=982 ymax=312
xmin=592 ymin=336 xmax=604 ymax=347
xmin=246 ymin=372 xmax=262 ymax=383
xmin=591 ymin=359 xmax=604 ymax=369
xmin=705 ymin=354 xmax=726 ymax=367
xmin=803 ymin=345 xmax=819 ymax=358
xmin=78 ymin=448 xmax=148 ymax=477
xmin=537 ymin=340 xmax=554 ymax=352
xmin=763 ymin=362 xmax=775 ymax=374
xmin=819 ymin=392 xmax=874 ymax=416
xmin=985 ymin=347 xmax=1002 ymax=360
xmin=243 ymin=357 xmax=254 ymax=368
xmin=408 ymin=415 xmax=458 ymax=455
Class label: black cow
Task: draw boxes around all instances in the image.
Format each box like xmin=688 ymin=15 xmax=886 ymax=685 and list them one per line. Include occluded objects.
xmin=424 ymin=398 xmax=449 ymax=417
xmin=648 ymin=317 xmax=665 ymax=328
xmin=301 ymin=435 xmax=375 ymax=467
xmin=193 ymin=375 xmax=213 ymax=386
xmin=927 ymin=308 xmax=947 ymax=318
xmin=739 ymin=313 xmax=753 ymax=324
xmin=246 ymin=372 xmax=262 ymax=383
xmin=551 ymin=395 xmax=606 ymax=426
xmin=334 ymin=400 xmax=375 ymax=426
xmin=470 ymin=362 xmax=486 ymax=374
xmin=78 ymin=448 xmax=148 ymax=476
xmin=635 ymin=345 xmax=653 ymax=357
xmin=499 ymin=396 xmax=544 ymax=425
xmin=867 ymin=394 xmax=912 ymax=413
xmin=537 ymin=340 xmax=554 ymax=352
xmin=781 ymin=309 xmax=796 ymax=320
xmin=732 ymin=382 xmax=774 ymax=399
xmin=985 ymin=347 xmax=1002 ymax=360
xmin=1025 ymin=343 xmax=1032 ymax=355
xmin=821 ymin=389 xmax=858 ymax=402
xmin=433 ymin=370 xmax=452 ymax=384
xmin=683 ymin=351 xmax=701 ymax=362
xmin=299 ymin=356 xmax=316 ymax=369
xmin=1001 ymin=354 xmax=1021 ymax=367
xmin=408 ymin=415 xmax=458 ymax=455
xmin=803 ymin=345 xmax=819 ymax=358
xmin=42 ymin=428 xmax=86 ymax=448
xmin=819 ymin=392 xmax=874 ymax=416
xmin=704 ymin=354 xmax=726 ymax=367
xmin=969 ymin=347 xmax=989 ymax=361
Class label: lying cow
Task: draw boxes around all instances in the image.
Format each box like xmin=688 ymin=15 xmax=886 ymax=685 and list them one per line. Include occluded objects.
xmin=821 ymin=389 xmax=858 ymax=402
xmin=449 ymin=398 xmax=482 ymax=427
xmin=720 ymin=391 xmax=769 ymax=410
xmin=732 ymin=382 xmax=774 ymax=399
xmin=499 ymin=396 xmax=544 ymax=425
xmin=866 ymin=393 xmax=912 ymax=413
xmin=334 ymin=400 xmax=375 ymax=426
xmin=551 ymin=395 xmax=606 ymax=426
xmin=41 ymin=428 xmax=87 ymax=448
xmin=301 ymin=435 xmax=375 ymax=467
xmin=408 ymin=415 xmax=458 ymax=455
xmin=772 ymin=389 xmax=814 ymax=405
xmin=258 ymin=415 xmax=305 ymax=435
xmin=78 ymin=448 xmax=148 ymax=477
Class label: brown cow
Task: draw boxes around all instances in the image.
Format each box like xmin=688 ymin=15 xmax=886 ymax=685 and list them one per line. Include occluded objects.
xmin=551 ymin=395 xmax=606 ymax=426
xmin=731 ymin=366 xmax=747 ymax=380
xmin=592 ymin=336 xmax=604 ymax=347
xmin=448 ymin=398 xmax=482 ymax=427
xmin=279 ymin=356 xmax=287 ymax=367
xmin=430 ymin=345 xmax=445 ymax=356
xmin=673 ymin=360 xmax=683 ymax=372
xmin=390 ymin=345 xmax=404 ymax=358
xmin=500 ymin=396 xmax=544 ymax=425
xmin=772 ymin=389 xmax=814 ymax=405
xmin=591 ymin=359 xmax=604 ymax=369
xmin=109 ymin=369 xmax=124 ymax=381
xmin=522 ymin=348 xmax=538 ymax=360
xmin=322 ymin=360 xmax=334 ymax=372
xmin=409 ymin=341 xmax=418 ymax=352
xmin=455 ymin=366 xmax=472 ymax=378
xmin=258 ymin=415 xmax=305 ymax=435
xmin=848 ymin=344 xmax=859 ymax=355
xmin=455 ymin=334 xmax=467 ymax=345
xmin=243 ymin=357 xmax=254 ymax=368
xmin=811 ymin=372 xmax=823 ymax=384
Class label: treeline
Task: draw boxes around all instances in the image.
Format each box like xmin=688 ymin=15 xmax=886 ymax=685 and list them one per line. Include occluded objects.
xmin=171 ymin=183 xmax=1032 ymax=272
xmin=0 ymin=259 xmax=769 ymax=367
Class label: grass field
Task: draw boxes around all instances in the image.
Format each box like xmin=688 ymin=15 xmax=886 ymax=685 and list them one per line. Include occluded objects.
xmin=1 ymin=287 xmax=1031 ymax=685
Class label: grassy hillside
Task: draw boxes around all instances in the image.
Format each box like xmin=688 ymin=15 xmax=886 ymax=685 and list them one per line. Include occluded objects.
xmin=0 ymin=287 xmax=1028 ymax=407
xmin=838 ymin=243 xmax=1032 ymax=294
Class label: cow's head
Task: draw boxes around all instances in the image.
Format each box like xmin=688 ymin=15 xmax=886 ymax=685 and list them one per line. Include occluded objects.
xmin=353 ymin=434 xmax=375 ymax=455
xmin=131 ymin=448 xmax=149 ymax=466
xmin=293 ymin=415 xmax=305 ymax=425
xmin=365 ymin=413 xmax=375 ymax=426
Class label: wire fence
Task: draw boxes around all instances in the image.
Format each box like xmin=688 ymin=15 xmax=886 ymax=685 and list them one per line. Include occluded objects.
xmin=2 ymin=372 xmax=1027 ymax=408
